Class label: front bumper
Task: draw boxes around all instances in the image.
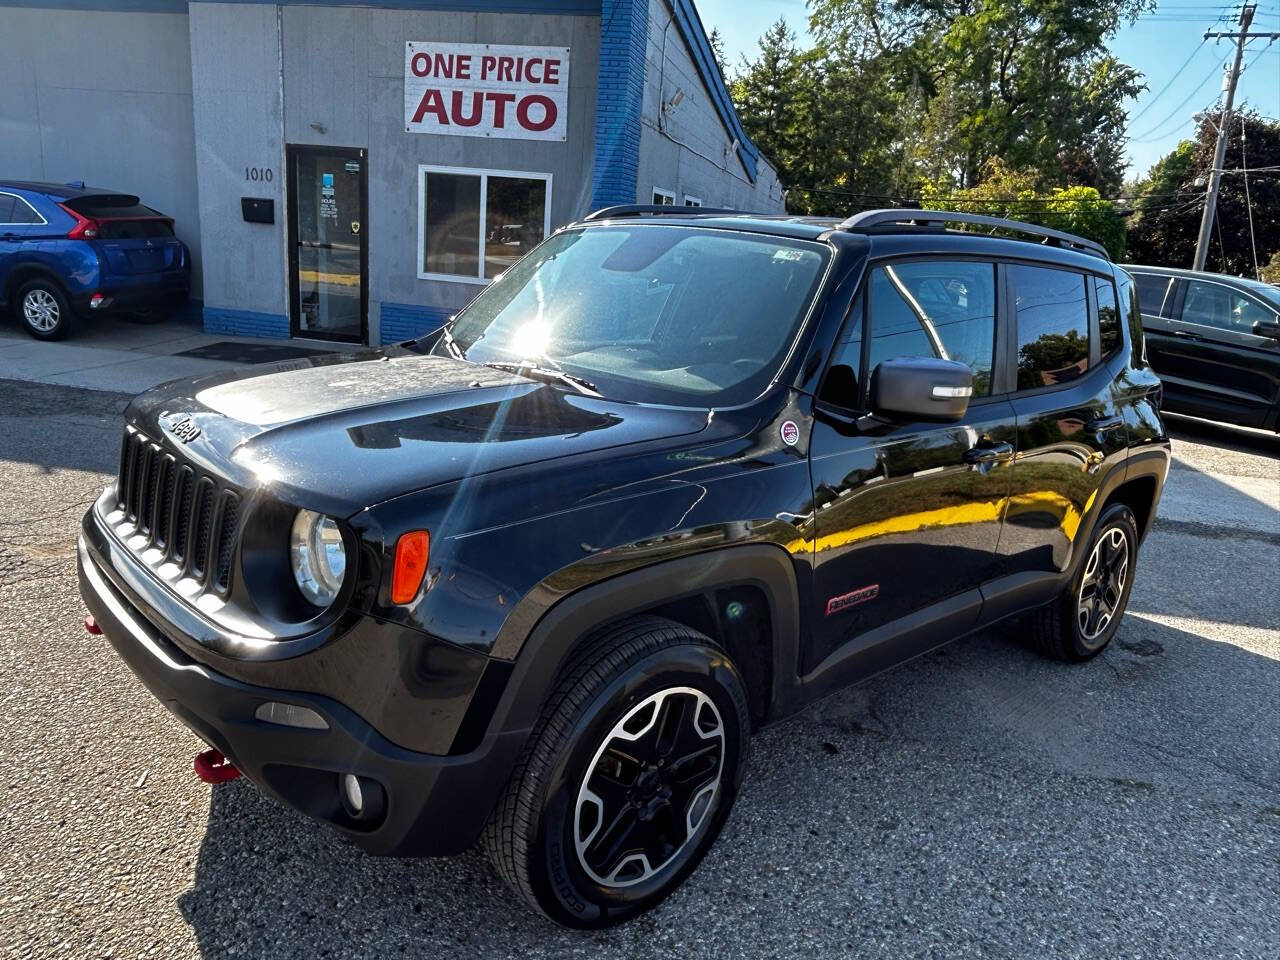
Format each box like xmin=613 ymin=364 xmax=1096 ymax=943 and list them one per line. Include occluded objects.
xmin=78 ymin=535 xmax=526 ymax=856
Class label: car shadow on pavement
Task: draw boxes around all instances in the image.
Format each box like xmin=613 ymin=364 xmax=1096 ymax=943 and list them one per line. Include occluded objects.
xmin=177 ymin=612 xmax=1280 ymax=959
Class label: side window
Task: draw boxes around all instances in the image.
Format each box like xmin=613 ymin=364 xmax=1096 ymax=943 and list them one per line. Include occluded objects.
xmin=1182 ymin=279 xmax=1272 ymax=333
xmin=819 ymin=292 xmax=863 ymax=408
xmin=1133 ymin=273 xmax=1181 ymax=319
xmin=1095 ymin=277 xmax=1122 ymax=356
xmin=11 ymin=196 xmax=40 ymax=224
xmin=0 ymin=194 xmax=16 ymax=224
xmin=866 ymin=261 xmax=997 ymax=396
xmin=1011 ymin=264 xmax=1089 ymax=390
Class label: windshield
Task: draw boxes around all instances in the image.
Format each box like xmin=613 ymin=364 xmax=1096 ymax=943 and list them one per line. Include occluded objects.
xmin=440 ymin=225 xmax=830 ymax=406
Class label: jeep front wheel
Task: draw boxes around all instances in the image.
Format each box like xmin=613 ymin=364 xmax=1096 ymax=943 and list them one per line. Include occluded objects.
xmin=483 ymin=616 xmax=750 ymax=928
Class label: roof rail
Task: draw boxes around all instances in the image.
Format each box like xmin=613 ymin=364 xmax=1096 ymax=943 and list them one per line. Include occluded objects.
xmin=583 ymin=204 xmax=750 ymax=221
xmin=839 ymin=209 xmax=1110 ymax=261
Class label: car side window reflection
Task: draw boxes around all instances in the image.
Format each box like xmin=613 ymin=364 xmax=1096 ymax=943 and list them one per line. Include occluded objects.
xmin=867 ymin=261 xmax=997 ymax=397
xmin=1181 ymin=280 xmax=1273 ymax=334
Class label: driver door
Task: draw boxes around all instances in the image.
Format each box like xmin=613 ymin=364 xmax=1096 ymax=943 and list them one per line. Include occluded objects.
xmin=803 ymin=258 xmax=1017 ymax=682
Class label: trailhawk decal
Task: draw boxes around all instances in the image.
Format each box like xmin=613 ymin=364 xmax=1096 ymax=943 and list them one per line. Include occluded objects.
xmin=826 ymin=584 xmax=880 ymax=615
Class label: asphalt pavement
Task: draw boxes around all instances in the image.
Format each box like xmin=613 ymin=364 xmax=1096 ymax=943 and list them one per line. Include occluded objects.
xmin=0 ymin=380 xmax=1276 ymax=960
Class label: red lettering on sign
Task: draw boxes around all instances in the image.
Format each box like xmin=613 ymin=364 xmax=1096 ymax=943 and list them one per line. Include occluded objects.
xmin=497 ymin=56 xmax=514 ymax=82
xmin=481 ymin=54 xmax=496 ymax=79
xmin=456 ymin=55 xmax=471 ymax=80
xmin=410 ymin=52 xmax=431 ymax=77
xmin=524 ymin=57 xmax=543 ymax=83
xmin=451 ymin=90 xmax=483 ymax=127
xmin=488 ymin=91 xmax=515 ymax=127
xmin=517 ymin=94 xmax=556 ymax=132
xmin=411 ymin=88 xmax=448 ymax=125
xmin=433 ymin=53 xmax=455 ymax=78
xmin=544 ymin=59 xmax=560 ymax=84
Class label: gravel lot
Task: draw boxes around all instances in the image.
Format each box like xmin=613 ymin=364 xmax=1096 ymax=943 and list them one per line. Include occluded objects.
xmin=0 ymin=379 xmax=1276 ymax=959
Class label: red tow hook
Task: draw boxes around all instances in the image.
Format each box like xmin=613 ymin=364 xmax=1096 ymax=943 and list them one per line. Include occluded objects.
xmin=194 ymin=748 xmax=241 ymax=784
xmin=84 ymin=615 xmax=102 ymax=635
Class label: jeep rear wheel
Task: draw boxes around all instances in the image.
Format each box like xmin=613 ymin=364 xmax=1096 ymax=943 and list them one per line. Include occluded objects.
xmin=483 ymin=616 xmax=750 ymax=928
xmin=1023 ymin=502 xmax=1139 ymax=661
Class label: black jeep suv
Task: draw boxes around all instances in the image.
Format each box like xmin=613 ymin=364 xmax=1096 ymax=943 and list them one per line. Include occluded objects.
xmin=78 ymin=207 xmax=1170 ymax=927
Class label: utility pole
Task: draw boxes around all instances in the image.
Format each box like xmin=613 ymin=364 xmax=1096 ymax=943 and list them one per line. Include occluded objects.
xmin=1192 ymin=4 xmax=1278 ymax=271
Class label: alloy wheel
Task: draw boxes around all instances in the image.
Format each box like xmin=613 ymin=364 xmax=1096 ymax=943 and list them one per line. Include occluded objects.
xmin=23 ymin=289 xmax=60 ymax=332
xmin=1078 ymin=527 xmax=1129 ymax=641
xmin=574 ymin=686 xmax=725 ymax=888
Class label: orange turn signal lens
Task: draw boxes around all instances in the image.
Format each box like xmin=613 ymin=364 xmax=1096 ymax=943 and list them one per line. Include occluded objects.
xmin=391 ymin=530 xmax=430 ymax=604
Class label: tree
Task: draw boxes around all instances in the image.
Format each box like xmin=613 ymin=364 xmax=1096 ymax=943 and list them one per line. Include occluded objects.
xmin=1127 ymin=111 xmax=1280 ymax=275
xmin=1260 ymin=252 xmax=1280 ymax=286
xmin=707 ymin=27 xmax=729 ymax=82
xmin=920 ymin=159 xmax=1128 ymax=258
xmin=802 ymin=0 xmax=1148 ymax=191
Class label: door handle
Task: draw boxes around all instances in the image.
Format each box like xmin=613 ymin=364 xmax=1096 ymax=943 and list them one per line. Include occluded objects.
xmin=1172 ymin=329 xmax=1202 ymax=341
xmin=1085 ymin=415 xmax=1124 ymax=433
xmin=2 ymin=233 xmax=21 ymax=242
xmin=963 ymin=441 xmax=1014 ymax=465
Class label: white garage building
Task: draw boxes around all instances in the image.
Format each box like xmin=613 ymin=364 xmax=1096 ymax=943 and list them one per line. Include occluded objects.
xmin=0 ymin=0 xmax=783 ymax=345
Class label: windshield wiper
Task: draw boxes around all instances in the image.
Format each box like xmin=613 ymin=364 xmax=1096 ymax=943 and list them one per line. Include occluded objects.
xmin=481 ymin=361 xmax=601 ymax=397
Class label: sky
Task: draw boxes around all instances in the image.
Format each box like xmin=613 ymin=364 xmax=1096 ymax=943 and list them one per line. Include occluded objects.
xmin=693 ymin=0 xmax=1280 ymax=185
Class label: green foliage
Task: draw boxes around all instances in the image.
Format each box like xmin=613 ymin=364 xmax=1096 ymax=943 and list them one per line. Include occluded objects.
xmin=806 ymin=0 xmax=1149 ymax=193
xmin=732 ymin=0 xmax=1150 ymax=219
xmin=1126 ymin=112 xmax=1280 ymax=275
xmin=1260 ymin=252 xmax=1280 ymax=286
xmin=919 ymin=160 xmax=1127 ymax=258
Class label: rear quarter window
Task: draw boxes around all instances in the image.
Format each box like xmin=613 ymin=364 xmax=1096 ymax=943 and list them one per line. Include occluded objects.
xmin=1133 ymin=273 xmax=1180 ymax=319
xmin=1011 ymin=264 xmax=1090 ymax=390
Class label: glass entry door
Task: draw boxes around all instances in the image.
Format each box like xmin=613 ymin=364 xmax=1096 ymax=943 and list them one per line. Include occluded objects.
xmin=287 ymin=145 xmax=367 ymax=343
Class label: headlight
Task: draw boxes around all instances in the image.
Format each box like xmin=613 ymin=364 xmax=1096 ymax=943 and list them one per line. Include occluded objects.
xmin=290 ymin=510 xmax=346 ymax=607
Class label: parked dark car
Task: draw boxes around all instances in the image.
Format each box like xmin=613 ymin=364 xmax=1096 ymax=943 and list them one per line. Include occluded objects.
xmin=78 ymin=208 xmax=1169 ymax=927
xmin=1126 ymin=264 xmax=1280 ymax=431
xmin=0 ymin=180 xmax=190 ymax=340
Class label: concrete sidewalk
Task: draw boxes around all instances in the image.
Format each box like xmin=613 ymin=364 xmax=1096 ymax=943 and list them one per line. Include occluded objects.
xmin=0 ymin=314 xmax=356 ymax=394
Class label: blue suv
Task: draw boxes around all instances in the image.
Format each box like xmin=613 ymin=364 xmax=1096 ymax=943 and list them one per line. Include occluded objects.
xmin=0 ymin=180 xmax=190 ymax=340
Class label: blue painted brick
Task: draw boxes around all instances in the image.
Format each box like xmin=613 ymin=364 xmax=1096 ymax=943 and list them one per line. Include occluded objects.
xmin=203 ymin=306 xmax=290 ymax=339
xmin=591 ymin=0 xmax=649 ymax=210
xmin=379 ymin=301 xmax=453 ymax=345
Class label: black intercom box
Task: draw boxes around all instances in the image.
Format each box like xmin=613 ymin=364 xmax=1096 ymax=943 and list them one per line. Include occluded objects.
xmin=241 ymin=197 xmax=274 ymax=224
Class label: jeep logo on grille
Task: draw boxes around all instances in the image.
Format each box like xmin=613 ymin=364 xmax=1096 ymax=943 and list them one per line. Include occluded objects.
xmin=163 ymin=415 xmax=201 ymax=444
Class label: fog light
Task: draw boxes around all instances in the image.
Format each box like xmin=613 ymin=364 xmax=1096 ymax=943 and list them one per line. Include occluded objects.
xmin=338 ymin=773 xmax=386 ymax=822
xmin=341 ymin=773 xmax=363 ymax=814
xmin=254 ymin=700 xmax=328 ymax=730
xmin=88 ymin=293 xmax=112 ymax=309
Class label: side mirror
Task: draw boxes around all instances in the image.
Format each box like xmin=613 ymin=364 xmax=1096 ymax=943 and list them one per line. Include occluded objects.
xmin=870 ymin=357 xmax=974 ymax=423
xmin=1251 ymin=318 xmax=1280 ymax=341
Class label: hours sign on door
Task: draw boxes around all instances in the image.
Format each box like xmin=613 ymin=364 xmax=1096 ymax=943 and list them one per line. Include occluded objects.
xmin=405 ymin=42 xmax=570 ymax=141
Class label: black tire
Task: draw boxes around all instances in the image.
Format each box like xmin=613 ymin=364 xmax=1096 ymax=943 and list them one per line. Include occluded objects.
xmin=14 ymin=277 xmax=74 ymax=341
xmin=1023 ymin=502 xmax=1139 ymax=661
xmin=483 ymin=615 xmax=751 ymax=928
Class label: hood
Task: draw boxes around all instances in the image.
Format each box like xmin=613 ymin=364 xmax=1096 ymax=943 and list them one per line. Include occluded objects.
xmin=125 ymin=348 xmax=711 ymax=516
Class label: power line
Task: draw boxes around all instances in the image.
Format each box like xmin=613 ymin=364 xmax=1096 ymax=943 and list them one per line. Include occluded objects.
xmin=1128 ymin=40 xmax=1208 ymax=125
xmin=1129 ymin=60 xmax=1224 ymax=141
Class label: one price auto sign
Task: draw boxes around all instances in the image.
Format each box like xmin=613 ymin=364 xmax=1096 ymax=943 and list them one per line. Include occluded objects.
xmin=405 ymin=42 xmax=570 ymax=141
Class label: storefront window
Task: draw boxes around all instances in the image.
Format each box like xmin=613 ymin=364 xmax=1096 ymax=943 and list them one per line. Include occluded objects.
xmin=419 ymin=165 xmax=551 ymax=283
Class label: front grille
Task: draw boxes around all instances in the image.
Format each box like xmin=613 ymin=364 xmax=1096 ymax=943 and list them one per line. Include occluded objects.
xmin=113 ymin=427 xmax=241 ymax=594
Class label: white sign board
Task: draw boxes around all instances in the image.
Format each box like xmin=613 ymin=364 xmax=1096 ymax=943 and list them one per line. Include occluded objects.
xmin=404 ymin=42 xmax=571 ymax=141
